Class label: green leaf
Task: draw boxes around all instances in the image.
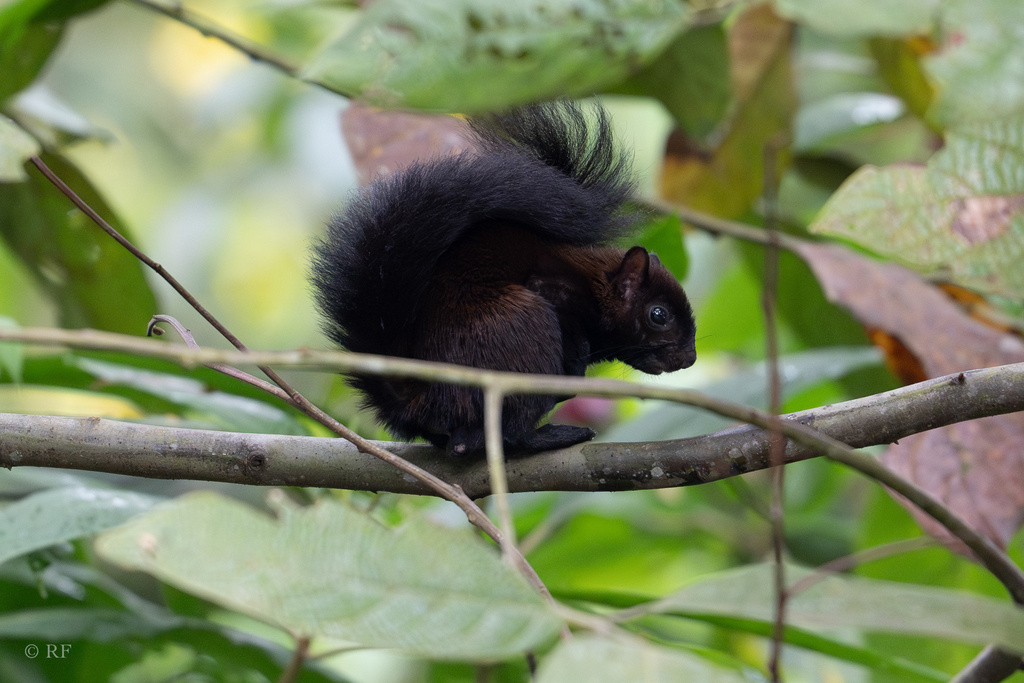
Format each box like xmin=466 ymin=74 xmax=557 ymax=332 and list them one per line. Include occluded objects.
xmin=69 ymin=357 xmax=307 ymax=435
xmin=0 ymin=0 xmax=109 ymax=104
xmin=0 ymin=114 xmax=39 ymax=182
xmin=772 ymin=0 xmax=938 ymax=37
xmin=557 ymin=585 xmax=946 ymax=679
xmin=0 ymin=562 xmax=345 ymax=682
xmin=537 ymin=635 xmax=754 ymax=683
xmin=96 ymin=492 xmax=563 ymax=660
xmin=0 ymin=152 xmax=158 ymax=333
xmin=613 ymin=22 xmax=730 ymax=139
xmin=928 ymin=116 xmax=1024 ymax=196
xmin=0 ymin=607 xmax=174 ymax=642
xmin=0 ymin=467 xmax=109 ymax=497
xmin=632 ymin=214 xmax=688 ymax=280
xmin=0 ymin=1 xmax=59 ymax=104
xmin=651 ymin=564 xmax=1024 ymax=651
xmin=554 ymin=585 xmax=946 ymax=682
xmin=810 ymin=115 xmax=1024 ymax=298
xmin=303 ymin=0 xmax=692 ymax=112
xmin=0 ymin=487 xmax=161 ymax=566
xmin=0 ymin=22 xmax=61 ymax=104
xmin=926 ymin=0 xmax=1024 ymax=126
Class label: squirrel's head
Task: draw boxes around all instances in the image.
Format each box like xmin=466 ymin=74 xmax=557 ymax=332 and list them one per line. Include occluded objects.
xmin=602 ymin=246 xmax=697 ymax=374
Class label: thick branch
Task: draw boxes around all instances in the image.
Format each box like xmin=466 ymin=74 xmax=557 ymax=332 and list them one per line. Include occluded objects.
xmin=2 ymin=364 xmax=1022 ymax=498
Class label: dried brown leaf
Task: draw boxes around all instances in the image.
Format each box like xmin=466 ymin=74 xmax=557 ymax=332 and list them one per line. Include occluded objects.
xmin=798 ymin=242 xmax=1024 ymax=546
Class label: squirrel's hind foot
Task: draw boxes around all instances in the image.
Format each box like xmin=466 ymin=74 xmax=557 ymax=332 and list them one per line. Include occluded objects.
xmin=445 ymin=423 xmax=595 ymax=458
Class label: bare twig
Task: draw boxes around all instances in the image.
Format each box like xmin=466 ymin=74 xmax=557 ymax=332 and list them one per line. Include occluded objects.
xmin=28 ymin=157 xmax=248 ymax=353
xmin=484 ymin=389 xmax=518 ymax=562
xmin=641 ymin=196 xmax=803 ymax=252
xmin=127 ymin=0 xmax=308 ymax=85
xmin=761 ymin=140 xmax=787 ymax=683
xmin=950 ymin=646 xmax=1023 ymax=683
xmin=277 ymin=636 xmax=311 ymax=683
xmin=148 ymin=315 xmax=288 ymax=397
xmin=787 ymin=537 xmax=939 ymax=597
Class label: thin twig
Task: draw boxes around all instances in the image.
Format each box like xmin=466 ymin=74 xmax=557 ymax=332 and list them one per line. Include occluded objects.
xmin=761 ymin=138 xmax=787 ymax=683
xmin=29 ymin=157 xmax=248 ymax=353
xmin=787 ymin=537 xmax=938 ymax=597
xmin=484 ymin=389 xmax=518 ymax=562
xmin=641 ymin=195 xmax=803 ymax=252
xmin=950 ymin=646 xmax=1024 ymax=683
xmin=148 ymin=315 xmax=288 ymax=397
xmin=127 ymin=0 xmax=308 ymax=84
xmin=277 ymin=636 xmax=311 ymax=683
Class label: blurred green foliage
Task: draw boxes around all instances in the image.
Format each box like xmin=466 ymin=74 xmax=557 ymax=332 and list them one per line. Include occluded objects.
xmin=2 ymin=0 xmax=1024 ymax=681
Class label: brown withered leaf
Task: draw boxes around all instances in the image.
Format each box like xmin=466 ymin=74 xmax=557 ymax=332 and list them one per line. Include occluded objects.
xmin=342 ymin=103 xmax=473 ymax=185
xmin=798 ymin=242 xmax=1024 ymax=547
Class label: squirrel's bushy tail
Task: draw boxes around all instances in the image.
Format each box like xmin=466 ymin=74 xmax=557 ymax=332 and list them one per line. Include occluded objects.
xmin=311 ymin=101 xmax=636 ymax=356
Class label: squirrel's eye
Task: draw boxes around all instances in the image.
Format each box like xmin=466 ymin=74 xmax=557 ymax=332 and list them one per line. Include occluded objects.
xmin=647 ymin=305 xmax=670 ymax=328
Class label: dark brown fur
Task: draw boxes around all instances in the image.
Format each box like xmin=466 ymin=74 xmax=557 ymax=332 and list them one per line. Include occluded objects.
xmin=311 ymin=102 xmax=696 ymax=457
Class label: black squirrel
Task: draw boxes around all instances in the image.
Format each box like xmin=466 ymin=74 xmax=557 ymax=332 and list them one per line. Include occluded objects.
xmin=311 ymin=101 xmax=696 ymax=457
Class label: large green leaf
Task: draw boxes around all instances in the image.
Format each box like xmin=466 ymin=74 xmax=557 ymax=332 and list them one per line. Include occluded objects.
xmin=537 ymin=635 xmax=755 ymax=683
xmin=810 ymin=115 xmax=1024 ymax=299
xmin=0 ymin=152 xmax=158 ymax=333
xmin=926 ymin=0 xmax=1024 ymax=126
xmin=303 ymin=0 xmax=692 ymax=112
xmin=612 ymin=22 xmax=730 ymax=139
xmin=0 ymin=487 xmax=160 ymax=566
xmin=0 ymin=466 xmax=107 ymax=496
xmin=0 ymin=0 xmax=110 ymax=104
xmin=0 ymin=0 xmax=60 ymax=104
xmin=647 ymin=564 xmax=1024 ymax=651
xmin=96 ymin=492 xmax=563 ymax=660
xmin=0 ymin=560 xmax=347 ymax=682
xmin=0 ymin=607 xmax=173 ymax=642
xmin=69 ymin=357 xmax=307 ymax=435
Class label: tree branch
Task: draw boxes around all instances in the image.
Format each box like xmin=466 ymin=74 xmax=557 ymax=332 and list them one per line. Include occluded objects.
xmin=2 ymin=363 xmax=1022 ymax=498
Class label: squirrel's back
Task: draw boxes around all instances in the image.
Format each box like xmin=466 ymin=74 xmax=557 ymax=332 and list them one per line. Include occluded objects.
xmin=310 ymin=101 xmax=636 ymax=357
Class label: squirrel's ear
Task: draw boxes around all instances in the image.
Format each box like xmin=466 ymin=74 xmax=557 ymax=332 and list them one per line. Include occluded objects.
xmin=613 ymin=246 xmax=650 ymax=299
